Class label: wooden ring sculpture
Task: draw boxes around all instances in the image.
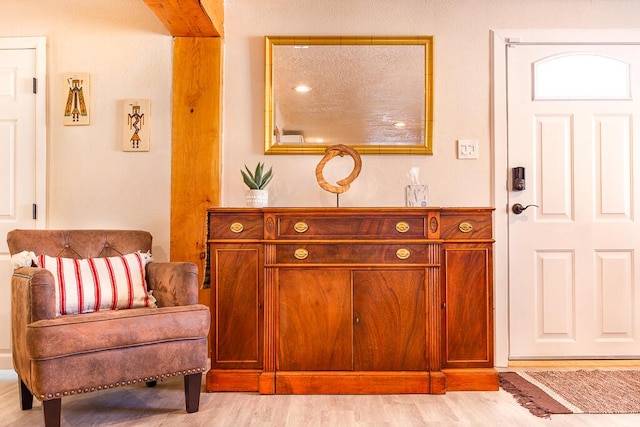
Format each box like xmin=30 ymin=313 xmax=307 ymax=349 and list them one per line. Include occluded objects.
xmin=315 ymin=144 xmax=362 ymax=194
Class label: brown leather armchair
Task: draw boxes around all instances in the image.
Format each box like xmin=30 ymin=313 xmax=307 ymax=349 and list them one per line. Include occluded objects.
xmin=7 ymin=230 xmax=210 ymax=427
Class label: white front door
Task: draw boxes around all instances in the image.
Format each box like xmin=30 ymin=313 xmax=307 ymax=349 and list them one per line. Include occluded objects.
xmin=0 ymin=37 xmax=46 ymax=368
xmin=507 ymin=43 xmax=640 ymax=358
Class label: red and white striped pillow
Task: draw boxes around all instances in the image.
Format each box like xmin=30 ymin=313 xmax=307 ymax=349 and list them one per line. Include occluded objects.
xmin=37 ymin=252 xmax=157 ymax=316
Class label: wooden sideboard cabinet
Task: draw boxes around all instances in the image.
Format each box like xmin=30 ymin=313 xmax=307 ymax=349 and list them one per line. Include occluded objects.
xmin=205 ymin=207 xmax=497 ymax=394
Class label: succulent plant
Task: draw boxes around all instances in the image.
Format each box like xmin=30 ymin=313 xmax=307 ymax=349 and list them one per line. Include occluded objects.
xmin=241 ymin=162 xmax=274 ymax=190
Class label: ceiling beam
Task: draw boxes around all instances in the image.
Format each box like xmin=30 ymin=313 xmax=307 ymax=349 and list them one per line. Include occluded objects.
xmin=143 ymin=0 xmax=224 ymax=37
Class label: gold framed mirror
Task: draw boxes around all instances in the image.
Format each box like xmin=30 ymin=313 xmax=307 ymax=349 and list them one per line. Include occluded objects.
xmin=264 ymin=36 xmax=433 ymax=155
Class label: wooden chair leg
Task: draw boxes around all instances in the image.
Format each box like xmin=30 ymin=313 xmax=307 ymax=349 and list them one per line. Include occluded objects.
xmin=183 ymin=373 xmax=202 ymax=413
xmin=19 ymin=377 xmax=33 ymax=410
xmin=42 ymin=398 xmax=61 ymax=427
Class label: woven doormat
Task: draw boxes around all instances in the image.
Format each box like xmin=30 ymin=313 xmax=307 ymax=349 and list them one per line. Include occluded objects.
xmin=500 ymin=370 xmax=640 ymax=418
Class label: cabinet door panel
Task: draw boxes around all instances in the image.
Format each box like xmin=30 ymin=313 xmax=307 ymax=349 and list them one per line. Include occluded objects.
xmin=212 ymin=246 xmax=262 ymax=369
xmin=443 ymin=245 xmax=493 ymax=367
xmin=278 ymin=269 xmax=352 ymax=371
xmin=354 ymin=270 xmax=427 ymax=371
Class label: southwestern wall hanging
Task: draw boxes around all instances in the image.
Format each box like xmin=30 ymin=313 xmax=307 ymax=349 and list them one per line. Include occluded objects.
xmin=63 ymin=73 xmax=90 ymax=126
xmin=122 ymin=99 xmax=150 ymax=151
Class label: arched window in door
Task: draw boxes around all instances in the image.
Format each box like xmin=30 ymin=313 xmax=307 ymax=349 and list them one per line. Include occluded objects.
xmin=534 ymin=53 xmax=630 ymax=100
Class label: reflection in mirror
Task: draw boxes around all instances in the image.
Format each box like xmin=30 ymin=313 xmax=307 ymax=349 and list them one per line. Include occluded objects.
xmin=264 ymin=36 xmax=433 ymax=154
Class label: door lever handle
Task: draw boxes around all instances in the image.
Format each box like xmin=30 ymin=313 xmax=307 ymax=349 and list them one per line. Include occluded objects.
xmin=512 ymin=203 xmax=538 ymax=215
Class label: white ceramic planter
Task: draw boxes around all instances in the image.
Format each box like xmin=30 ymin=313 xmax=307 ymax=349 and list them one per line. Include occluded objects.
xmin=246 ymin=189 xmax=269 ymax=208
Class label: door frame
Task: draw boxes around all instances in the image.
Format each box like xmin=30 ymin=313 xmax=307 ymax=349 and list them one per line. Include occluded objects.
xmin=491 ymin=29 xmax=640 ymax=367
xmin=0 ymin=37 xmax=46 ymax=369
xmin=0 ymin=36 xmax=47 ymax=229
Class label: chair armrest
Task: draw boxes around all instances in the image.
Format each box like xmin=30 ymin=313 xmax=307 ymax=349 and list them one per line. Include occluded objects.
xmin=11 ymin=267 xmax=56 ymax=385
xmin=146 ymin=262 xmax=199 ymax=307
xmin=12 ymin=267 xmax=57 ymax=323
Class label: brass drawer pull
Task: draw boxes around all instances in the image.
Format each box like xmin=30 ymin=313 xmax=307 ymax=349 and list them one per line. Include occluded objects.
xmin=294 ymin=248 xmax=309 ymax=260
xmin=395 ymin=221 xmax=410 ymax=233
xmin=230 ymin=222 xmax=244 ymax=233
xmin=396 ymin=248 xmax=411 ymax=260
xmin=458 ymin=222 xmax=473 ymax=233
xmin=294 ymin=222 xmax=309 ymax=233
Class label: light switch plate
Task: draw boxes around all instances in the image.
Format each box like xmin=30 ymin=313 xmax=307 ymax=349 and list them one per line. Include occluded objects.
xmin=457 ymin=139 xmax=478 ymax=160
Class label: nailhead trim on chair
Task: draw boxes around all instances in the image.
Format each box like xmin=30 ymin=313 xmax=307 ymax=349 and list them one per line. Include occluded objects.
xmin=40 ymin=367 xmax=207 ymax=400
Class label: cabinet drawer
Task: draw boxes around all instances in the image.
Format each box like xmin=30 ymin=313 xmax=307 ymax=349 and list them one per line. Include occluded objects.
xmin=209 ymin=213 xmax=263 ymax=239
xmin=274 ymin=244 xmax=431 ymax=264
xmin=276 ymin=216 xmax=426 ymax=239
xmin=439 ymin=213 xmax=492 ymax=240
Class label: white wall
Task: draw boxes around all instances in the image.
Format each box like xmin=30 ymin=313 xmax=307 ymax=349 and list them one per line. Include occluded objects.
xmin=2 ymin=0 xmax=640 ymax=258
xmin=222 ymin=0 xmax=640 ymax=208
xmin=0 ymin=0 xmax=173 ymax=260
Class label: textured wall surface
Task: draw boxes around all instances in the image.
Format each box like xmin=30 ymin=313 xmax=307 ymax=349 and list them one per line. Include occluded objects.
xmin=222 ymin=0 xmax=640 ymax=208
xmin=0 ymin=0 xmax=172 ymax=259
xmin=1 ymin=0 xmax=640 ymax=239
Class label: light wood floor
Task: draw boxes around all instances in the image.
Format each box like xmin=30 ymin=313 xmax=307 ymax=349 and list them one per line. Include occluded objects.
xmin=2 ymin=370 xmax=640 ymax=426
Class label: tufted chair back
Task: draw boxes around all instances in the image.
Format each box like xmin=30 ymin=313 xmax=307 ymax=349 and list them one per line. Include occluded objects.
xmin=7 ymin=229 xmax=152 ymax=260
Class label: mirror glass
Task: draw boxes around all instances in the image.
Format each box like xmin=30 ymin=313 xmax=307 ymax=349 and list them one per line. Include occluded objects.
xmin=264 ymin=36 xmax=433 ymax=154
